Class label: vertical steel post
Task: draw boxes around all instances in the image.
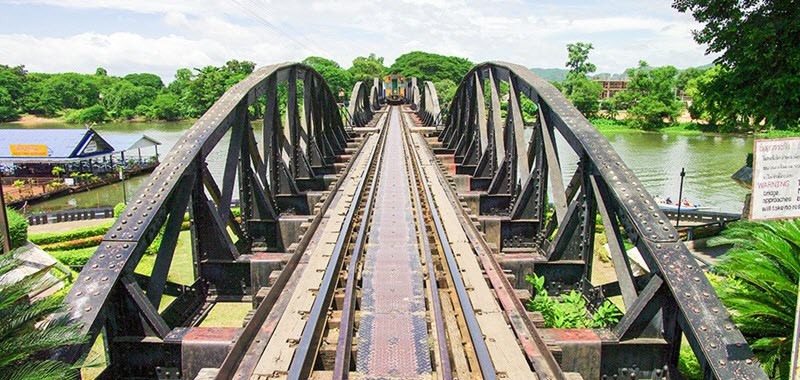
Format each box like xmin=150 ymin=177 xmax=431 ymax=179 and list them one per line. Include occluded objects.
xmin=676 ymin=167 xmax=685 ymax=227
xmin=119 ymin=167 xmax=127 ymax=205
xmin=0 ymin=171 xmax=10 ymax=254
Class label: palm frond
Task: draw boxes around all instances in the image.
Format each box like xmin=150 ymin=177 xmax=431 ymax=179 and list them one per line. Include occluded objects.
xmin=711 ymin=219 xmax=800 ymax=379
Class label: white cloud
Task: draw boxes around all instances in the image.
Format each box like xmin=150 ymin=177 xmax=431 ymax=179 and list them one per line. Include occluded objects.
xmin=0 ymin=0 xmax=717 ymax=81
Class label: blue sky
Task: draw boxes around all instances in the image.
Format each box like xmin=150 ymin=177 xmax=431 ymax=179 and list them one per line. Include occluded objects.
xmin=0 ymin=0 xmax=717 ymax=82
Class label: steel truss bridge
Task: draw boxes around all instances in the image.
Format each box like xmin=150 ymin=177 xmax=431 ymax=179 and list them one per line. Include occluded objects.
xmin=59 ymin=62 xmax=767 ymax=379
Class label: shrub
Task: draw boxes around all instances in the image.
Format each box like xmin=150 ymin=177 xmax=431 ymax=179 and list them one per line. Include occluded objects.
xmin=41 ymin=235 xmax=103 ymax=252
xmin=709 ymin=219 xmax=800 ymax=378
xmin=114 ymin=202 xmax=126 ymax=218
xmin=51 ymin=247 xmax=98 ymax=268
xmin=28 ymin=221 xmax=113 ymax=245
xmin=64 ymin=104 xmax=107 ymax=124
xmin=0 ymin=254 xmax=87 ymax=379
xmin=3 ymin=208 xmax=28 ymax=249
xmin=525 ymin=273 xmax=622 ymax=328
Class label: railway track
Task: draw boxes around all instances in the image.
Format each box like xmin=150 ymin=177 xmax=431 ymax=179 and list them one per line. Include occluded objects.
xmin=206 ymin=105 xmax=564 ymax=380
xmin=62 ymin=63 xmax=767 ymax=380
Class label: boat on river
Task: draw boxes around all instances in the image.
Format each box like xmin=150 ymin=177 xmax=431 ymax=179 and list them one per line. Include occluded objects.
xmin=654 ymin=196 xmax=707 ymax=212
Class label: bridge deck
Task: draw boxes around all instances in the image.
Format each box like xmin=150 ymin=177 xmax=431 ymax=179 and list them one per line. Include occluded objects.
xmin=410 ymin=116 xmax=537 ymax=379
xmin=356 ymin=107 xmax=432 ymax=378
xmin=248 ymin=132 xmax=380 ymax=379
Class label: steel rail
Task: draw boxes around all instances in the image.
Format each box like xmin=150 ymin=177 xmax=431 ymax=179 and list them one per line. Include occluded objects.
xmin=287 ymin=109 xmax=389 ymax=380
xmin=215 ymin=142 xmax=371 ymax=380
xmin=416 ymin=131 xmax=567 ymax=380
xmin=332 ymin=108 xmax=391 ymax=378
xmin=405 ymin=111 xmax=498 ymax=380
xmin=401 ymin=109 xmax=453 ymax=379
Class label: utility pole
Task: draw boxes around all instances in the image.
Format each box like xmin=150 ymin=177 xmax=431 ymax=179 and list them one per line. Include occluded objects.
xmin=0 ymin=171 xmax=11 ymax=254
xmin=119 ymin=166 xmax=128 ymax=205
xmin=676 ymin=167 xmax=686 ymax=227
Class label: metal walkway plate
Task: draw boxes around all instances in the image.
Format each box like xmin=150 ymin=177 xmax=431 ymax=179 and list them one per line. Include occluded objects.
xmin=356 ymin=107 xmax=432 ymax=379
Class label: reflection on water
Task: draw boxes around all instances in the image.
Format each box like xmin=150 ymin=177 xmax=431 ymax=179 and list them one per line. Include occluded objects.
xmin=2 ymin=121 xmax=753 ymax=214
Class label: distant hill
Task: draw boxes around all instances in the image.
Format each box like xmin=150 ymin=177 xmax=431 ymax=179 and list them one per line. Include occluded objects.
xmin=531 ymin=63 xmax=714 ymax=83
xmin=530 ymin=68 xmax=568 ymax=82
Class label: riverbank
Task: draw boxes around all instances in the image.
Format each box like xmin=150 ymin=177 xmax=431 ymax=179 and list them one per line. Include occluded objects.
xmin=5 ymin=113 xmax=194 ymax=127
xmin=591 ymin=117 xmax=800 ymax=139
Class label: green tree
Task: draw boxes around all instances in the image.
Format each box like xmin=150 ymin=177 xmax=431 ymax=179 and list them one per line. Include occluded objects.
xmin=348 ymin=53 xmax=386 ymax=84
xmin=0 ymin=65 xmax=26 ymax=121
xmin=709 ymin=219 xmax=800 ymax=379
xmin=65 ymin=105 xmax=107 ymax=124
xmin=0 ymin=253 xmax=87 ymax=379
xmin=675 ymin=66 xmax=706 ymax=93
xmin=564 ymin=42 xmax=597 ymax=94
xmin=301 ymin=57 xmax=352 ymax=96
xmin=388 ymin=51 xmax=473 ymax=85
xmin=433 ymin=79 xmax=456 ymax=107
xmin=122 ymin=73 xmax=163 ymax=89
xmin=103 ymin=80 xmax=143 ymax=117
xmin=42 ymin=73 xmax=101 ymax=110
xmin=617 ymin=61 xmax=682 ymax=130
xmin=673 ymin=0 xmax=800 ymax=130
xmin=149 ymin=93 xmax=181 ymax=121
xmin=95 ymin=67 xmax=107 ymax=76
xmin=0 ymin=87 xmax=18 ymax=122
xmin=21 ymin=73 xmax=60 ymax=117
xmin=563 ymin=42 xmax=600 ymax=118
xmin=568 ymin=78 xmax=602 ymax=118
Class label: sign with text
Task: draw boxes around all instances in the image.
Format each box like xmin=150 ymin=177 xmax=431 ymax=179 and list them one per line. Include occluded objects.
xmin=9 ymin=144 xmax=49 ymax=157
xmin=751 ymin=137 xmax=800 ymax=221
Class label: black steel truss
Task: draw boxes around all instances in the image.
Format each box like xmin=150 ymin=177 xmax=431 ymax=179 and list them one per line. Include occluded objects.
xmin=435 ymin=62 xmax=766 ymax=380
xmin=59 ymin=63 xmax=374 ymax=377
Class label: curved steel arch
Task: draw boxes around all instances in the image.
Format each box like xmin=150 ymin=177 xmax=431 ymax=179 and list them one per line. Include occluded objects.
xmin=418 ymin=80 xmax=441 ymax=126
xmin=347 ymin=81 xmax=374 ymax=127
xmin=60 ymin=62 xmax=371 ymax=375
xmin=439 ymin=62 xmax=766 ymax=379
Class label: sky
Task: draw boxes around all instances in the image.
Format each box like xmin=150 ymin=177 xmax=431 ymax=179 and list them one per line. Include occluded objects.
xmin=0 ymin=0 xmax=717 ymax=83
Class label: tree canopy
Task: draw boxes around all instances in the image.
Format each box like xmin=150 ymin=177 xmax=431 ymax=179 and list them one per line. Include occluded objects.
xmin=388 ymin=51 xmax=473 ymax=85
xmin=348 ymin=53 xmax=387 ymax=84
xmin=301 ymin=56 xmax=352 ymax=97
xmin=673 ymin=0 xmax=800 ymax=129
xmin=563 ymin=42 xmax=602 ymax=118
xmin=615 ymin=61 xmax=682 ymax=130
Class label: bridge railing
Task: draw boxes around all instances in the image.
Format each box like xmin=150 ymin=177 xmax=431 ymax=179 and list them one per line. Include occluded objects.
xmin=439 ymin=61 xmax=766 ymax=379
xmin=58 ymin=62 xmax=372 ymax=376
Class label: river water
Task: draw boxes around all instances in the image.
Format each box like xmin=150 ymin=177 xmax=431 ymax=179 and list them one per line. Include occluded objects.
xmin=0 ymin=121 xmax=753 ymax=214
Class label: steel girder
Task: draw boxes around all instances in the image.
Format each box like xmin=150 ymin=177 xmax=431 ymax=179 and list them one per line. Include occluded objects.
xmin=439 ymin=62 xmax=767 ymax=379
xmin=58 ymin=63 xmax=370 ymax=377
xmin=407 ymin=78 xmax=442 ymax=127
xmin=347 ymin=81 xmax=375 ymax=127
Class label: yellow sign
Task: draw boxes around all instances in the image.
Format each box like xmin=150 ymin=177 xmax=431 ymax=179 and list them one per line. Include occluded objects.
xmin=9 ymin=144 xmax=49 ymax=157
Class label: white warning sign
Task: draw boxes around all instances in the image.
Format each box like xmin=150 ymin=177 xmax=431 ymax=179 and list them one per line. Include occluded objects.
xmin=751 ymin=137 xmax=800 ymax=221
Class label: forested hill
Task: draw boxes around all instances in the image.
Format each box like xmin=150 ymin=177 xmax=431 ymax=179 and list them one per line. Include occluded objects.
xmin=530 ymin=68 xmax=568 ymax=82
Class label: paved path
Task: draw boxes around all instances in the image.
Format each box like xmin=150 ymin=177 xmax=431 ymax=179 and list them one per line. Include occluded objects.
xmin=28 ymin=218 xmax=115 ymax=234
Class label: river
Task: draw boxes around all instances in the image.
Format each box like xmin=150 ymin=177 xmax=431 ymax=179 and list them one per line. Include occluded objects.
xmin=0 ymin=121 xmax=753 ymax=214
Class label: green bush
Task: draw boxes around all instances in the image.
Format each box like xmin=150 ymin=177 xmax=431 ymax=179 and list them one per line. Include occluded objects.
xmin=525 ymin=273 xmax=622 ymax=328
xmin=114 ymin=202 xmax=126 ymax=218
xmin=51 ymin=247 xmax=97 ymax=268
xmin=28 ymin=221 xmax=113 ymax=245
xmin=2 ymin=208 xmax=28 ymax=249
xmin=64 ymin=104 xmax=106 ymax=124
xmin=41 ymin=235 xmax=103 ymax=252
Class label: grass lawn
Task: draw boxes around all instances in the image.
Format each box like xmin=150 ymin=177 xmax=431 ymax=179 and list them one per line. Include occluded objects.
xmin=592 ymin=117 xmax=800 ymax=138
xmin=200 ymin=302 xmax=252 ymax=327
